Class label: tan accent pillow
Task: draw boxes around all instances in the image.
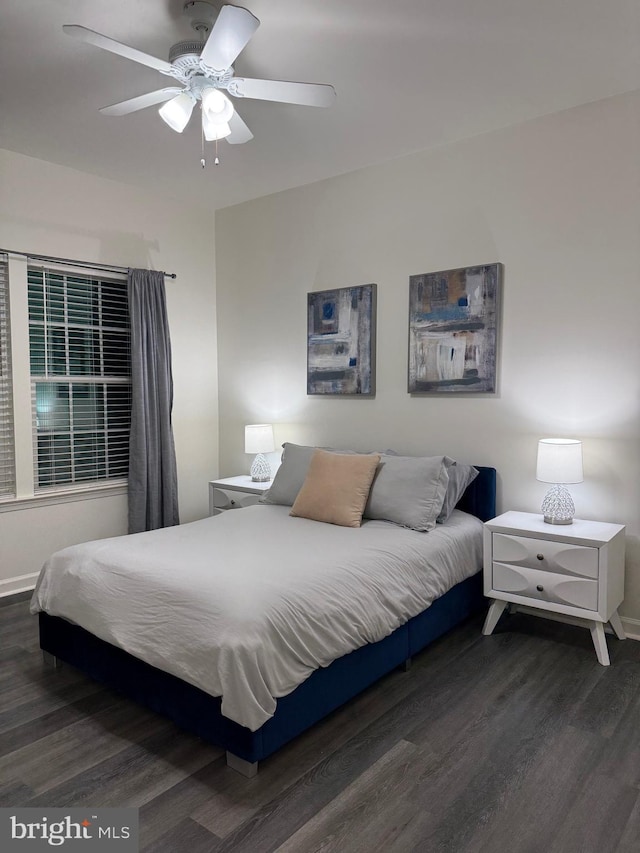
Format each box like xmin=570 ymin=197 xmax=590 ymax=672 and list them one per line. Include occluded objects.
xmin=290 ymin=449 xmax=381 ymax=527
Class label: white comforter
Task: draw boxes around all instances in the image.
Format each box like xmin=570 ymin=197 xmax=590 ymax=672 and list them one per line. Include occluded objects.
xmin=31 ymin=505 xmax=483 ymax=731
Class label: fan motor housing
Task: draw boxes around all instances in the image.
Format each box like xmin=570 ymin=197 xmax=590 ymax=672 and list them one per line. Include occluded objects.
xmin=168 ymin=40 xmax=203 ymax=65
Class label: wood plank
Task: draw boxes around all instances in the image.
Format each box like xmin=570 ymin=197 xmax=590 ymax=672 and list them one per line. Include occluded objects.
xmin=568 ymin=659 xmax=640 ymax=737
xmin=138 ymin=758 xmax=228 ymax=849
xmin=547 ymin=772 xmax=637 ymax=853
xmin=0 ymin=688 xmax=121 ymax=758
xmin=586 ymin=684 xmax=640 ymax=788
xmin=141 ymin=816 xmax=222 ymax=853
xmin=356 ymin=724 xmax=602 ymax=853
xmin=0 ymin=702 xmax=175 ymax=794
xmin=24 ymin=726 xmax=222 ymax=809
xmin=616 ymin=790 xmax=640 ymax=853
xmin=0 ymin=778 xmax=34 ymax=806
xmin=275 ymin=740 xmax=422 ymax=853
xmin=0 ymin=674 xmax=106 ymax=735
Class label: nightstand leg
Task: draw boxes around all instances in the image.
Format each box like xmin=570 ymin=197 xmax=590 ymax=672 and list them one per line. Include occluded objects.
xmin=608 ymin=610 xmax=626 ymax=640
xmin=590 ymin=622 xmax=610 ymax=666
xmin=482 ymin=600 xmax=508 ymax=636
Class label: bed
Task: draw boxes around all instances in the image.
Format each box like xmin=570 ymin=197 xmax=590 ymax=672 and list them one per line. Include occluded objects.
xmin=33 ymin=458 xmax=496 ymax=776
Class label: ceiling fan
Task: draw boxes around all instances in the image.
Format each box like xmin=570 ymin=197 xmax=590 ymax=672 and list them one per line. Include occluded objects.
xmin=63 ymin=1 xmax=336 ymax=148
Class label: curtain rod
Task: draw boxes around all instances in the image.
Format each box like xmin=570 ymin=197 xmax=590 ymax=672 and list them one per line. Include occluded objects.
xmin=0 ymin=249 xmax=177 ymax=279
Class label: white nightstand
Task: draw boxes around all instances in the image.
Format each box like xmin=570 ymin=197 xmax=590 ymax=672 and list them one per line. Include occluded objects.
xmin=482 ymin=511 xmax=626 ymax=665
xmin=208 ymin=475 xmax=273 ymax=516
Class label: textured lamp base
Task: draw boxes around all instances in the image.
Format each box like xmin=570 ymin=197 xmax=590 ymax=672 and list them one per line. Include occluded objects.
xmin=250 ymin=453 xmax=271 ymax=482
xmin=541 ymin=484 xmax=575 ymax=524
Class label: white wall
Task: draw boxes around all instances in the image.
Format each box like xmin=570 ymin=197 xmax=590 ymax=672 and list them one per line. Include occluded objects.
xmin=215 ymin=91 xmax=640 ymax=625
xmin=0 ymin=149 xmax=218 ymax=594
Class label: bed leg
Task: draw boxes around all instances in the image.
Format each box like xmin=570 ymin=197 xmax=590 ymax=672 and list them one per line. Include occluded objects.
xmin=42 ymin=650 xmax=62 ymax=669
xmin=226 ymin=752 xmax=258 ymax=778
xmin=400 ymin=657 xmax=412 ymax=672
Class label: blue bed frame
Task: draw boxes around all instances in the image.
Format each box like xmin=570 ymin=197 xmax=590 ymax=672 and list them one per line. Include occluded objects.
xmin=39 ymin=466 xmax=496 ymax=775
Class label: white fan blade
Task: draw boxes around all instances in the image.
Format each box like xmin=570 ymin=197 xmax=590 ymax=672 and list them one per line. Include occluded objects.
xmin=63 ymin=25 xmax=173 ymax=74
xmin=227 ymin=110 xmax=253 ymax=144
xmin=229 ymin=77 xmax=336 ymax=107
xmin=100 ymin=88 xmax=182 ymax=116
xmin=199 ymin=6 xmax=260 ymax=73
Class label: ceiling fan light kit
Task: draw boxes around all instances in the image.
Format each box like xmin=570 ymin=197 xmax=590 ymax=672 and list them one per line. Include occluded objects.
xmin=202 ymin=88 xmax=234 ymax=123
xmin=158 ymin=90 xmax=196 ymax=132
xmin=203 ymin=116 xmax=231 ymax=141
xmin=63 ymin=1 xmax=336 ymax=158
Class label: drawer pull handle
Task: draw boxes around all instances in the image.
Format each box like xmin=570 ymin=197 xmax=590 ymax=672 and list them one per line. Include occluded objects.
xmin=536 ymin=554 xmax=544 ymax=561
xmin=536 ymin=584 xmax=544 ymax=592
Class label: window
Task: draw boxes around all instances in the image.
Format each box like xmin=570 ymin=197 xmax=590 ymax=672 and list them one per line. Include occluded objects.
xmin=27 ymin=267 xmax=131 ymax=491
xmin=0 ymin=255 xmax=15 ymax=498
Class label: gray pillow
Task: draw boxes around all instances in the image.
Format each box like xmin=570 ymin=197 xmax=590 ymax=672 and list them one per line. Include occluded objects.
xmin=261 ymin=443 xmax=316 ymax=506
xmin=262 ymin=443 xmax=395 ymax=507
xmin=363 ymin=454 xmax=453 ymax=532
xmin=437 ymin=463 xmax=479 ymax=523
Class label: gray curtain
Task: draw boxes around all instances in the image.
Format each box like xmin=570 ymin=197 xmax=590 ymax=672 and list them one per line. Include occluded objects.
xmin=127 ymin=268 xmax=179 ymax=533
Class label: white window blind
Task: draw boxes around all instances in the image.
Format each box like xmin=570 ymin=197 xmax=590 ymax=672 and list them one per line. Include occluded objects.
xmin=28 ymin=267 xmax=131 ymax=491
xmin=0 ymin=255 xmax=16 ymax=499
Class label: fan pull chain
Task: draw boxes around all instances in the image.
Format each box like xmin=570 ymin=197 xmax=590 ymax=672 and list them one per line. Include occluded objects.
xmin=201 ymin=110 xmax=206 ymax=168
xmin=199 ymin=104 xmax=221 ymax=168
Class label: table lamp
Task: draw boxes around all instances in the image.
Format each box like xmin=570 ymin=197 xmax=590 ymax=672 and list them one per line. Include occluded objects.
xmin=536 ymin=438 xmax=583 ymax=524
xmin=245 ymin=424 xmax=274 ymax=482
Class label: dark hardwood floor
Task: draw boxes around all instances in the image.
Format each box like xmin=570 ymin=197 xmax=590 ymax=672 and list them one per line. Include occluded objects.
xmin=2 ymin=592 xmax=640 ymax=852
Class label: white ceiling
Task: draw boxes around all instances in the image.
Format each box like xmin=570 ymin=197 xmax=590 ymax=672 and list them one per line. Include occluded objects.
xmin=1 ymin=0 xmax=639 ymax=211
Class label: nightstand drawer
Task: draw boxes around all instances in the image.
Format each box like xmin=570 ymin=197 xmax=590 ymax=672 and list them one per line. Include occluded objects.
xmin=493 ymin=562 xmax=598 ymax=611
xmin=212 ymin=487 xmax=261 ymax=510
xmin=492 ymin=533 xmax=598 ymax=579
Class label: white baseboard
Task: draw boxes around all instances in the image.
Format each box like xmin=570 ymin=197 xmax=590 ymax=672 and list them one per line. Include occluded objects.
xmin=0 ymin=573 xmax=38 ymax=598
xmin=621 ymin=617 xmax=640 ymax=642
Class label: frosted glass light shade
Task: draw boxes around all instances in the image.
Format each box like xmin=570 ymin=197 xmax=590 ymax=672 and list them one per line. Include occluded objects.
xmin=159 ymin=92 xmax=195 ymax=132
xmin=245 ymin=424 xmax=275 ymax=454
xmin=536 ymin=439 xmax=583 ymax=484
xmin=202 ymin=114 xmax=231 ymax=140
xmin=202 ymin=88 xmax=234 ymax=123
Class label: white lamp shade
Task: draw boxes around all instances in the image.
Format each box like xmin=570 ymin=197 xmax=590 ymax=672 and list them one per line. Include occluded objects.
xmin=202 ymin=114 xmax=231 ymax=141
xmin=159 ymin=92 xmax=195 ymax=132
xmin=536 ymin=438 xmax=583 ymax=484
xmin=202 ymin=88 xmax=234 ymax=123
xmin=245 ymin=424 xmax=275 ymax=454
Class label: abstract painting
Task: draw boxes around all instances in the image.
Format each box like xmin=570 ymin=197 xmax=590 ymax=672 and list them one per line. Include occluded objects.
xmin=408 ymin=264 xmax=501 ymax=393
xmin=307 ymin=284 xmax=376 ymax=396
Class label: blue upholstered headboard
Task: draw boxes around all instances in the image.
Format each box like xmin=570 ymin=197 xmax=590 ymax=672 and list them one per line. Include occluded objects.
xmin=456 ymin=466 xmax=496 ymax=522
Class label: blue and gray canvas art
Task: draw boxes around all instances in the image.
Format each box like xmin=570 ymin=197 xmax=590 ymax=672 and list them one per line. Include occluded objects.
xmin=408 ymin=264 xmax=500 ymax=393
xmin=307 ymin=284 xmax=376 ymax=395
